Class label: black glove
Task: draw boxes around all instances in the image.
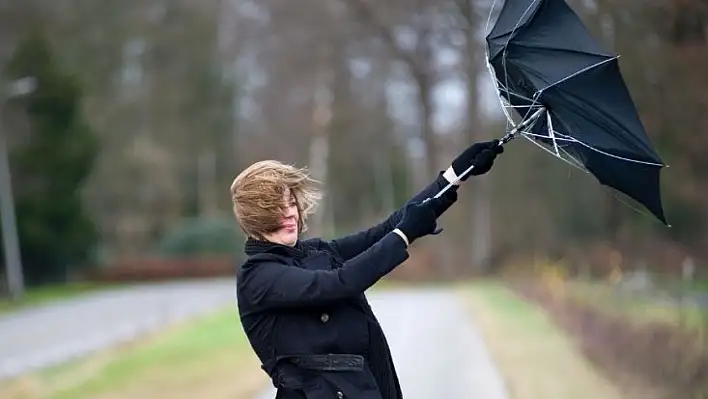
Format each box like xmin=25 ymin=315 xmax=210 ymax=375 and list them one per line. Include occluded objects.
xmin=451 ymin=140 xmax=504 ymax=181
xmin=395 ymin=197 xmax=445 ymax=244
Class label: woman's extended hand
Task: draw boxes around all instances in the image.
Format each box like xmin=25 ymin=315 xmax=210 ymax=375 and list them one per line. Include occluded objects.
xmin=448 ymin=140 xmax=505 ymax=182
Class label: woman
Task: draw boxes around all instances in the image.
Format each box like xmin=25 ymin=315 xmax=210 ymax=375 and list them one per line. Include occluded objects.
xmin=231 ymin=140 xmax=503 ymax=399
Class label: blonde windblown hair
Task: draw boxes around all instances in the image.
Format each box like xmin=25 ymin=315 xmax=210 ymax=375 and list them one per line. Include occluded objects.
xmin=230 ymin=160 xmax=322 ymax=239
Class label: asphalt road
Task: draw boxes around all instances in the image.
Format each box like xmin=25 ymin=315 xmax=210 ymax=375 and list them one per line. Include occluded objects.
xmin=254 ymin=288 xmax=509 ymax=399
xmin=0 ymin=278 xmax=236 ymax=380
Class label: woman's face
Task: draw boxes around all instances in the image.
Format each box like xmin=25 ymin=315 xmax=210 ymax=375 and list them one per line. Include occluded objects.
xmin=263 ymin=188 xmax=300 ymax=246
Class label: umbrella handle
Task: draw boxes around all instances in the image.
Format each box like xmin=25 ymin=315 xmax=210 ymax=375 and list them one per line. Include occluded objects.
xmin=431 ymin=163 xmax=478 ymax=199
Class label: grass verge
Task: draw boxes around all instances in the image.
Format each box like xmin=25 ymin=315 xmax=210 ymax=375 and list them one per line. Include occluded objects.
xmin=457 ymin=280 xmax=624 ymax=399
xmin=0 ymin=306 xmax=268 ymax=399
xmin=561 ymin=280 xmax=708 ymax=330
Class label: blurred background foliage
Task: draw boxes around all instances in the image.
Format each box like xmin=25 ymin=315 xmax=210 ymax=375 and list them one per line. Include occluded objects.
xmin=0 ymin=0 xmax=705 ymax=287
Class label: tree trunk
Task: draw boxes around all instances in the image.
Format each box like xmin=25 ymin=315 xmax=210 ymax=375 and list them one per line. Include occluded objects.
xmin=417 ymin=72 xmax=438 ymax=179
xmin=308 ymin=44 xmax=334 ymax=237
xmin=464 ymin=0 xmax=492 ymax=272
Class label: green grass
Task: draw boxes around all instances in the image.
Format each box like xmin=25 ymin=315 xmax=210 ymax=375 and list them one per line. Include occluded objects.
xmin=458 ymin=280 xmax=624 ymax=399
xmin=1 ymin=306 xmax=264 ymax=399
xmin=0 ymin=282 xmax=124 ymax=314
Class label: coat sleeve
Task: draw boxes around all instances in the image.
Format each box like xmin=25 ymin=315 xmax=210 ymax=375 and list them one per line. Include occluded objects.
xmin=239 ymin=232 xmax=409 ymax=310
xmin=320 ymin=172 xmax=458 ymax=261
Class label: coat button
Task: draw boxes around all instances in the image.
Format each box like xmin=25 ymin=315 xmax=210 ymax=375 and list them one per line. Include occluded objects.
xmin=320 ymin=313 xmax=329 ymax=323
xmin=335 ymin=391 xmax=344 ymax=398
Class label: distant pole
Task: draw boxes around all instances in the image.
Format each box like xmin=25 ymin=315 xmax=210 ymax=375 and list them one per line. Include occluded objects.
xmin=1 ymin=77 xmax=37 ymax=301
xmin=0 ymin=127 xmax=23 ymax=300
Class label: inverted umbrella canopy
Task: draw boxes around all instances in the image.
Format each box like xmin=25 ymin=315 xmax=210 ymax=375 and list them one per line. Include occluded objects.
xmin=482 ymin=0 xmax=668 ymax=225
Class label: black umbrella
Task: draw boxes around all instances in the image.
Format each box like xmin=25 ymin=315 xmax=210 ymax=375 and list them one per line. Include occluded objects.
xmin=434 ymin=0 xmax=668 ymax=225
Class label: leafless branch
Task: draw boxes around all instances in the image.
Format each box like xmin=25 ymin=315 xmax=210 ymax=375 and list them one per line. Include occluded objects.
xmin=454 ymin=0 xmax=474 ymax=27
xmin=337 ymin=0 xmax=425 ymax=79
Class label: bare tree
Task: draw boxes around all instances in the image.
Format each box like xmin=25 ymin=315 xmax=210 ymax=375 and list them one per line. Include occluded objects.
xmin=340 ymin=0 xmax=446 ymax=186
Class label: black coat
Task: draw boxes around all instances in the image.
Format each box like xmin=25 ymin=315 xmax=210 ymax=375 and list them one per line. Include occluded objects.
xmin=235 ymin=174 xmax=457 ymax=399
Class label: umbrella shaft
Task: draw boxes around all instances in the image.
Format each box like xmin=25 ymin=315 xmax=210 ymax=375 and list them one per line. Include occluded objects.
xmin=500 ymin=107 xmax=546 ymax=144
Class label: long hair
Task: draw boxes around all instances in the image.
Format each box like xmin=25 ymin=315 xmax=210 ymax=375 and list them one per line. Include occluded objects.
xmin=230 ymin=160 xmax=322 ymax=239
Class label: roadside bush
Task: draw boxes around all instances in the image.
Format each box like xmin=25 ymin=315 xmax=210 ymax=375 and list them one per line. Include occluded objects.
xmin=514 ymin=280 xmax=708 ymax=399
xmin=156 ymin=214 xmax=245 ymax=258
xmin=85 ymin=257 xmax=235 ymax=282
xmin=82 ymin=215 xmax=245 ymax=282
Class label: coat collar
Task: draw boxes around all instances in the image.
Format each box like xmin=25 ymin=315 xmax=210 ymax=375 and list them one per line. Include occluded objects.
xmin=244 ymin=237 xmax=314 ymax=260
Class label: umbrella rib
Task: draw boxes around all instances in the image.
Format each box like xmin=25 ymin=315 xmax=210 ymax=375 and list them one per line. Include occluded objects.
xmin=488 ymin=0 xmax=542 ymax=42
xmin=546 ymin=111 xmax=560 ymax=157
xmin=547 ymin=84 xmax=661 ymax=162
xmin=538 ymin=56 xmax=618 ymax=93
xmin=484 ymin=0 xmax=500 ymax=37
xmin=519 ymin=131 xmax=589 ymax=172
xmin=487 ymin=62 xmax=516 ymax=126
xmin=522 ymin=124 xmax=663 ymax=168
xmin=497 ymin=84 xmax=537 ymax=103
xmin=485 ymin=33 xmax=516 ymax=127
xmin=494 ymin=41 xmax=613 ymax=60
xmin=505 ymin=104 xmax=542 ymax=109
xmin=487 ymin=58 xmax=540 ymax=130
xmin=495 ymin=61 xmax=562 ymax=133
xmin=486 ymin=0 xmax=549 ymax=138
xmin=549 ymin=129 xmax=664 ymax=167
xmin=499 ymin=0 xmax=542 ymax=123
xmin=522 ymin=131 xmax=576 ymax=142
xmin=524 ymin=56 xmax=662 ymax=162
xmin=601 ymin=185 xmax=666 ymax=225
xmin=495 ymin=57 xmax=547 ymax=124
xmin=493 ymin=60 xmax=655 ymax=166
xmin=558 ymin=146 xmax=588 ymax=171
xmin=500 ymin=87 xmax=544 ymax=124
